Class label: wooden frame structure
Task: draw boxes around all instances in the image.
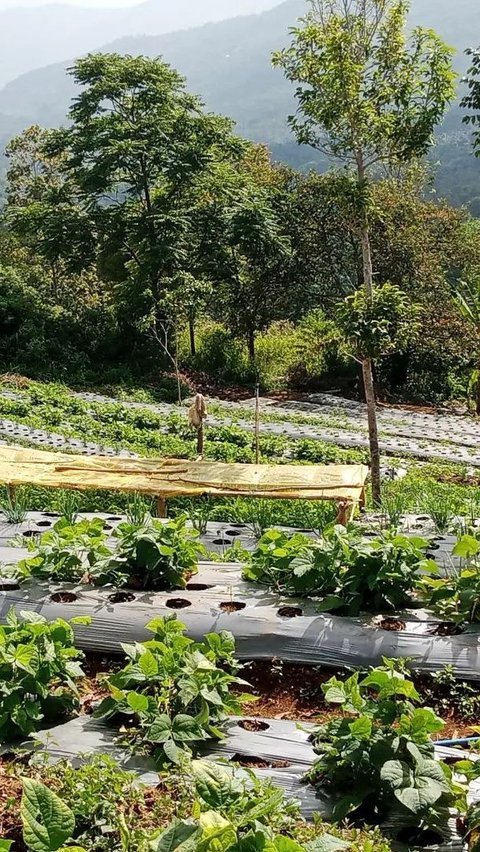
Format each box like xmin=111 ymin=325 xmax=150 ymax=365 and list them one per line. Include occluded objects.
xmin=0 ymin=446 xmax=369 ymax=524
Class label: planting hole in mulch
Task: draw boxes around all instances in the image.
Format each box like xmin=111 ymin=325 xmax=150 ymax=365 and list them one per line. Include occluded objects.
xmin=51 ymin=591 xmax=78 ymax=603
xmin=22 ymin=530 xmax=39 ymax=538
xmin=238 ymin=719 xmax=270 ymax=732
xmin=212 ymin=538 xmax=232 ymax=546
xmin=42 ymin=512 xmax=59 ymax=517
xmin=104 ymin=524 xmax=113 ymax=531
xmin=230 ymin=753 xmax=291 ymax=769
xmin=165 ymin=598 xmax=192 ymax=609
xmin=225 ymin=530 xmax=242 ymax=537
xmin=36 ymin=520 xmax=53 ymax=528
xmin=219 ymin=601 xmax=246 ymax=612
xmin=379 ymin=617 xmax=406 ymax=632
xmin=107 ymin=516 xmax=122 ymax=521
xmin=107 ymin=591 xmax=136 ymax=604
xmin=396 ymin=827 xmax=444 ymax=847
xmin=427 ymin=542 xmax=440 ymax=551
xmin=229 ymin=523 xmax=248 ymax=529
xmin=416 ymin=516 xmax=431 ymax=522
xmin=186 ymin=583 xmax=214 ymax=591
xmin=431 ymin=621 xmax=464 ymax=636
xmin=277 ymin=606 xmax=303 ymax=618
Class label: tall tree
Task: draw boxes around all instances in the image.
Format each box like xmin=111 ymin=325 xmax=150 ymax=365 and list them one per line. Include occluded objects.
xmin=46 ymin=53 xmax=245 ymax=340
xmin=273 ymin=0 xmax=455 ymax=502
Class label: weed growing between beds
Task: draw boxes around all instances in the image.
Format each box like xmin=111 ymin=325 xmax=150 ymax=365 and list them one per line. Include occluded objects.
xmin=0 ymin=752 xmax=389 ymax=852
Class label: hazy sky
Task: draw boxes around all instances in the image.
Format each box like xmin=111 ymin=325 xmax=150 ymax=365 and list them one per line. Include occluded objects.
xmin=0 ymin=0 xmax=144 ymax=7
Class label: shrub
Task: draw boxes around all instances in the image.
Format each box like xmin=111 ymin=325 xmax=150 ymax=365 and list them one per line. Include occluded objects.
xmin=95 ymin=615 xmax=250 ymax=766
xmin=0 ymin=608 xmax=90 ymax=741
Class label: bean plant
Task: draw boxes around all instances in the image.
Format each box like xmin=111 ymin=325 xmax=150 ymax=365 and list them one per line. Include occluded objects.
xmin=95 ymin=615 xmax=251 ymax=766
xmin=20 ymin=517 xmax=111 ymax=583
xmin=308 ymin=659 xmax=467 ymax=829
xmin=0 ymin=608 xmax=90 ymax=741
xmin=245 ymin=526 xmax=436 ymax=615
xmin=422 ymin=533 xmax=480 ymax=623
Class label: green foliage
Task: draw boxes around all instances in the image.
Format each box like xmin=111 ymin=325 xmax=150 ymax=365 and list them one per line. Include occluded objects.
xmin=273 ymin=0 xmax=456 ymax=166
xmin=308 ymin=660 xmax=463 ymax=827
xmin=19 ymin=514 xmax=205 ymax=591
xmin=421 ymin=533 xmax=480 ymax=623
xmin=336 ymin=283 xmax=418 ymax=361
xmin=95 ymin=615 xmax=248 ymax=766
xmin=245 ymin=526 xmax=435 ymax=615
xmin=420 ymin=666 xmax=480 ymax=723
xmin=99 ymin=514 xmax=205 ymax=590
xmin=21 ymin=778 xmax=77 ymax=852
xmin=20 ymin=516 xmax=111 ymax=583
xmin=0 ymin=608 xmax=89 ymax=741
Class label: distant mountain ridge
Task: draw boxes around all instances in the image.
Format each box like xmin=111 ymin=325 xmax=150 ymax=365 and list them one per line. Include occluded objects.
xmin=0 ymin=0 xmax=281 ymax=88
xmin=0 ymin=0 xmax=478 ymax=209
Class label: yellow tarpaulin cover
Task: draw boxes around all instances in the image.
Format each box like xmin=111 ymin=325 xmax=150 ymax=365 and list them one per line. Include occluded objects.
xmin=0 ymin=445 xmax=368 ymax=506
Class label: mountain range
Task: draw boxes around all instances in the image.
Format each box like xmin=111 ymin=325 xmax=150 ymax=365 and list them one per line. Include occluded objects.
xmin=0 ymin=0 xmax=478 ymax=210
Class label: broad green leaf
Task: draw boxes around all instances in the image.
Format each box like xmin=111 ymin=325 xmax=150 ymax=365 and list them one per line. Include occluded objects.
xmin=192 ymin=760 xmax=243 ymax=810
xmin=127 ymin=691 xmax=149 ymax=714
xmin=198 ymin=811 xmax=237 ymax=850
xmin=324 ymin=687 xmax=346 ymax=705
xmin=172 ymin=714 xmax=205 ymax=742
xmin=348 ymin=717 xmax=372 ymax=739
xmin=395 ymin=786 xmax=421 ymax=813
xmin=148 ymin=820 xmax=200 ymax=852
xmin=0 ymin=841 xmax=13 ymax=851
xmin=14 ymin=644 xmax=37 ymax=674
xmin=21 ymin=778 xmax=75 ymax=852
xmin=380 ymin=760 xmax=412 ymax=790
xmin=139 ymin=649 xmax=159 ymax=677
xmin=164 ymin=739 xmax=182 ymax=764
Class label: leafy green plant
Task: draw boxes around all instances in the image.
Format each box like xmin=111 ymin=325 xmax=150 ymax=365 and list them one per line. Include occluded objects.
xmin=421 ymin=533 xmax=480 ymax=623
xmin=95 ymin=615 xmax=250 ymax=766
xmin=0 ymin=608 xmax=90 ymax=741
xmin=19 ymin=517 xmax=111 ymax=583
xmin=96 ymin=514 xmax=205 ymax=589
xmin=245 ymin=526 xmax=435 ymax=615
xmin=308 ymin=660 xmax=464 ymax=829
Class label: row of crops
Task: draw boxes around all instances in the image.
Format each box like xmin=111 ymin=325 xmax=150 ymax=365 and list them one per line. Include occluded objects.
xmin=1 ymin=505 xmax=480 ymax=851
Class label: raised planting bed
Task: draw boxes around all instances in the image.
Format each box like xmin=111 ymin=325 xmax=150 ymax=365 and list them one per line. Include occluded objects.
xmin=5 ymin=712 xmax=478 ymax=850
xmin=1 ymin=560 xmax=480 ymax=679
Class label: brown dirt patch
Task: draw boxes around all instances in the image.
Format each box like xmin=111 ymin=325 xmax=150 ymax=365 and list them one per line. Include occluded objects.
xmin=0 ymin=761 xmax=24 ymax=847
xmin=237 ymin=660 xmax=340 ymax=722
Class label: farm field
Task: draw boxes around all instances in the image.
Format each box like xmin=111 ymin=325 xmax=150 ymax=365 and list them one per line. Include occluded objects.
xmin=1 ymin=0 xmax=480 ymax=846
xmin=1 ymin=376 xmax=480 ymax=851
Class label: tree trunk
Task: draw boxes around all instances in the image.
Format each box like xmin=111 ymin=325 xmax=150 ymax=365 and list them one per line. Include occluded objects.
xmin=362 ymin=357 xmax=381 ymax=504
xmin=247 ymin=329 xmax=256 ymax=363
xmin=188 ymin=317 xmax=196 ymax=358
xmin=357 ymin=160 xmax=382 ymax=505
